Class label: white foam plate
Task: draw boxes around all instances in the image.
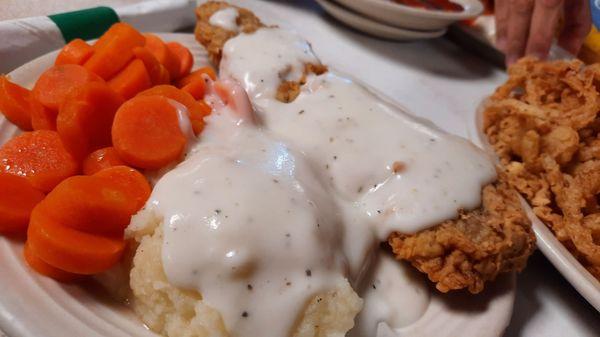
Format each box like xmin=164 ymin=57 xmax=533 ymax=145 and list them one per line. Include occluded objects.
xmin=334 ymin=0 xmax=483 ymax=31
xmin=0 ymin=32 xmax=516 ymax=337
xmin=473 ymin=102 xmax=600 ymax=312
xmin=315 ymin=0 xmax=446 ymax=41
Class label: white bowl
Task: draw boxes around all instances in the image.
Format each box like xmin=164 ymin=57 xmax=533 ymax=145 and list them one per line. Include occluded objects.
xmin=334 ymin=0 xmax=484 ymax=31
xmin=316 ymin=0 xmax=446 ymax=41
xmin=474 ymin=100 xmax=600 ymax=312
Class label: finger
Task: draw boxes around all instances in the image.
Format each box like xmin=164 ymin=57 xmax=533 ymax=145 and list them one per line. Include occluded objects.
xmin=525 ymin=0 xmax=563 ymax=59
xmin=495 ymin=0 xmax=510 ymax=51
xmin=505 ymin=0 xmax=535 ymax=65
xmin=558 ymin=0 xmax=592 ymax=55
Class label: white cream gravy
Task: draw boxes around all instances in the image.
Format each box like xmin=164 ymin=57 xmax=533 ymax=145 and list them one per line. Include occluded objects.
xmin=349 ymin=250 xmax=430 ymax=336
xmin=145 ymin=23 xmax=497 ymax=337
xmin=149 ymin=83 xmax=348 ymax=337
xmin=208 ymin=7 xmax=240 ymax=32
xmin=221 ymin=28 xmax=496 ymax=239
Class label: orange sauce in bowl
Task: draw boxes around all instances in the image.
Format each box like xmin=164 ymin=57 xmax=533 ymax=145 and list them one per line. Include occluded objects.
xmin=391 ymin=0 xmax=464 ymax=12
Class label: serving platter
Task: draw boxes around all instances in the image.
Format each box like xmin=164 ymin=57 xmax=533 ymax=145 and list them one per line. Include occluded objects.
xmin=0 ymin=29 xmax=516 ymax=337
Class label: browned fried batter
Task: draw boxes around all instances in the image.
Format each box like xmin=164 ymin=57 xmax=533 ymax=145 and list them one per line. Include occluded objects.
xmin=484 ymin=57 xmax=600 ymax=280
xmin=195 ymin=1 xmax=264 ymax=65
xmin=389 ymin=177 xmax=535 ymax=294
xmin=195 ymin=1 xmax=536 ymax=293
xmin=195 ymin=1 xmax=327 ymax=103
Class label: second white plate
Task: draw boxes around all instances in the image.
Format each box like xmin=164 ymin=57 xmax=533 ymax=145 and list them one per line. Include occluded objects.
xmin=315 ymin=0 xmax=446 ymax=41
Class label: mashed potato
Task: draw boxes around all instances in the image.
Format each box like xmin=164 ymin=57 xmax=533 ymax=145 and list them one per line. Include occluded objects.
xmin=126 ymin=209 xmax=362 ymax=337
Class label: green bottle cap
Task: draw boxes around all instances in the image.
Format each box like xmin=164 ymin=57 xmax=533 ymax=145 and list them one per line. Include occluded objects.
xmin=49 ymin=6 xmax=119 ymax=43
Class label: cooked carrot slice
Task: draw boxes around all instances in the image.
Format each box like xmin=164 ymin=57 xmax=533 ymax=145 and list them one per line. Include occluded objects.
xmin=108 ymin=59 xmax=152 ymax=100
xmin=94 ymin=166 xmax=151 ymax=211
xmin=32 ymin=64 xmax=103 ymax=111
xmin=143 ymin=34 xmax=180 ymax=81
xmin=193 ymin=100 xmax=211 ymax=134
xmin=133 ymin=46 xmax=170 ymax=85
xmin=0 ymin=130 xmax=79 ymax=192
xmin=181 ymin=78 xmax=206 ymax=100
xmin=85 ymin=23 xmax=145 ymax=80
xmin=37 ymin=175 xmax=138 ymax=236
xmin=166 ymin=41 xmax=193 ymax=80
xmin=156 ymin=64 xmax=171 ymax=85
xmin=57 ymin=81 xmax=124 ymax=159
xmin=82 ymin=147 xmax=125 ymax=175
xmin=23 ymin=242 xmax=81 ymax=282
xmin=0 ymin=173 xmax=45 ymax=234
xmin=0 ymin=76 xmax=33 ymax=130
xmin=27 ymin=206 xmax=125 ymax=275
xmin=112 ymin=95 xmax=186 ymax=169
xmin=55 ymin=39 xmax=94 ymax=66
xmin=176 ymin=67 xmax=217 ymax=88
xmin=30 ymin=99 xmax=57 ymax=130
xmin=137 ymin=85 xmax=210 ymax=135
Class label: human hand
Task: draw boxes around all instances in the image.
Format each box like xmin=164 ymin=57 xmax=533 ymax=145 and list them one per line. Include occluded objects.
xmin=495 ymin=0 xmax=592 ymax=65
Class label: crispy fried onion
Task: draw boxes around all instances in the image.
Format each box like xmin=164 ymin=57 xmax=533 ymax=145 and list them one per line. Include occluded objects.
xmin=484 ymin=57 xmax=600 ymax=279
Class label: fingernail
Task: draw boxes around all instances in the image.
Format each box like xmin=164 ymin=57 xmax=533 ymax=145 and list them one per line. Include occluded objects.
xmin=506 ymin=54 xmax=518 ymax=66
xmin=528 ymin=52 xmax=546 ymax=60
xmin=496 ymin=37 xmax=506 ymax=52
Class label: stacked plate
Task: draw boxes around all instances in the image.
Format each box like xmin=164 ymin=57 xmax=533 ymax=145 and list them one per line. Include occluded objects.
xmin=315 ymin=0 xmax=484 ymax=41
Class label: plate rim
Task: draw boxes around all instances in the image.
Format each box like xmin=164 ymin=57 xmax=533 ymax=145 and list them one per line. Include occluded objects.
xmin=315 ymin=0 xmax=447 ymax=41
xmin=336 ymin=0 xmax=484 ymax=20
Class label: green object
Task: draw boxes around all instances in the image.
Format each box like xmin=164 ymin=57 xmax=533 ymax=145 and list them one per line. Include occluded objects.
xmin=49 ymin=6 xmax=120 ymax=43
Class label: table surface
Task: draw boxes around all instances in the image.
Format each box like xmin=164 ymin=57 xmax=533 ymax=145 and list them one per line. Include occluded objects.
xmin=0 ymin=0 xmax=598 ymax=336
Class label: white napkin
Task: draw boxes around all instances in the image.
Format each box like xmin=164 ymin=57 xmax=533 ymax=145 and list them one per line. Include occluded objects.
xmin=0 ymin=0 xmax=196 ymax=73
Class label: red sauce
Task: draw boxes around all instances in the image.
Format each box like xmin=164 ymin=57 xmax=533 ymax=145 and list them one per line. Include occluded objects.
xmin=392 ymin=0 xmax=464 ymax=12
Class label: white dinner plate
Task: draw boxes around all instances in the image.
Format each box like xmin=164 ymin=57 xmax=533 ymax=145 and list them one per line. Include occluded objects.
xmin=0 ymin=29 xmax=515 ymax=337
xmin=315 ymin=0 xmax=446 ymax=41
xmin=334 ymin=0 xmax=483 ymax=31
xmin=473 ymin=102 xmax=600 ymax=312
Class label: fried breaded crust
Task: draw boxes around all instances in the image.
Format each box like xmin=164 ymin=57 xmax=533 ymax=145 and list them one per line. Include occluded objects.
xmin=389 ymin=177 xmax=535 ymax=293
xmin=195 ymin=1 xmax=264 ymax=65
xmin=195 ymin=1 xmax=327 ymax=103
xmin=194 ymin=1 xmax=536 ymax=293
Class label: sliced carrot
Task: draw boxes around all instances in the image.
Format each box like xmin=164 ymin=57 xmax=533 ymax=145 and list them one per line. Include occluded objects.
xmin=55 ymin=39 xmax=94 ymax=66
xmin=37 ymin=175 xmax=138 ymax=236
xmin=133 ymin=46 xmax=170 ymax=85
xmin=108 ymin=59 xmax=152 ymax=100
xmin=0 ymin=130 xmax=79 ymax=192
xmin=0 ymin=76 xmax=33 ymax=130
xmin=112 ymin=95 xmax=186 ymax=169
xmin=193 ymin=100 xmax=211 ymax=134
xmin=27 ymin=205 xmax=125 ymax=275
xmin=32 ymin=64 xmax=103 ymax=111
xmin=143 ymin=34 xmax=180 ymax=81
xmin=57 ymin=81 xmax=124 ymax=159
xmin=0 ymin=173 xmax=45 ymax=234
xmin=82 ymin=147 xmax=125 ymax=175
xmin=94 ymin=166 xmax=151 ymax=210
xmin=156 ymin=64 xmax=171 ymax=85
xmin=30 ymin=99 xmax=57 ymax=130
xmin=181 ymin=78 xmax=206 ymax=100
xmin=166 ymin=41 xmax=193 ymax=79
xmin=23 ymin=242 xmax=81 ymax=282
xmin=85 ymin=23 xmax=145 ymax=80
xmin=137 ymin=85 xmax=210 ymax=135
xmin=176 ymin=67 xmax=217 ymax=88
